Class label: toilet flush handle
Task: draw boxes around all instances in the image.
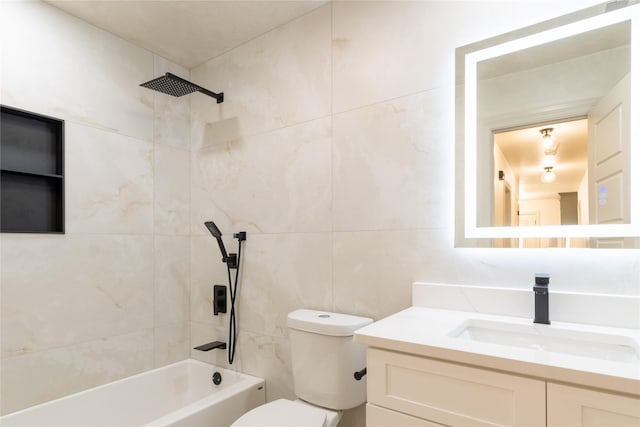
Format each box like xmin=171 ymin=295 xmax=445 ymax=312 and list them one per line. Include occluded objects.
xmin=353 ymin=368 xmax=367 ymax=381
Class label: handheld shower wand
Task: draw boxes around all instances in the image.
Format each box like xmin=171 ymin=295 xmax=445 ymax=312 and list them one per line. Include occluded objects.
xmin=203 ymin=220 xmax=246 ymax=365
xmin=204 ymin=221 xmax=232 ymax=267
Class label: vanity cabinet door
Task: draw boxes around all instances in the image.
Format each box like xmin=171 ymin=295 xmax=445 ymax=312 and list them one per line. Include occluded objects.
xmin=367 ymin=404 xmax=444 ymax=427
xmin=367 ymin=348 xmax=546 ymax=427
xmin=547 ymin=383 xmax=640 ymax=427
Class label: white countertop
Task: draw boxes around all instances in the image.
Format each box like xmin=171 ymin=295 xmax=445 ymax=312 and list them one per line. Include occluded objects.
xmin=355 ymin=306 xmax=640 ymax=396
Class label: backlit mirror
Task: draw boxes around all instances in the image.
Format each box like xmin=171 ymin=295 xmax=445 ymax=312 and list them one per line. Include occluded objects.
xmin=456 ymin=2 xmax=640 ymax=248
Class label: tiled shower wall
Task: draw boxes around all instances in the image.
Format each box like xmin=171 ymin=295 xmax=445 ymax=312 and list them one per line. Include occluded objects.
xmin=188 ymin=1 xmax=640 ymax=426
xmin=0 ymin=1 xmax=190 ymax=414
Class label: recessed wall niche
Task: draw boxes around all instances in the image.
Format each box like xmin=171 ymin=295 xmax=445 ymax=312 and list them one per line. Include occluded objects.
xmin=1 ymin=105 xmax=65 ymax=233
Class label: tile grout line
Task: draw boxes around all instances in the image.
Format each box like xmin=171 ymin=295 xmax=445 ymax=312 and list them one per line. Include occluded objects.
xmin=330 ymin=0 xmax=336 ymax=313
xmin=151 ymin=56 xmax=158 ymax=367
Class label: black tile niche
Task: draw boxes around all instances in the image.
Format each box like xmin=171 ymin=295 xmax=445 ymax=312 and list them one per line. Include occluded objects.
xmin=1 ymin=105 xmax=64 ymax=233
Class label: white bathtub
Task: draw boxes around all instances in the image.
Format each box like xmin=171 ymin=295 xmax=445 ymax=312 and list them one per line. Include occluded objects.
xmin=0 ymin=359 xmax=265 ymax=427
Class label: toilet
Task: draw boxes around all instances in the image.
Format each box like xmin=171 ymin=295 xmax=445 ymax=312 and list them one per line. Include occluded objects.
xmin=231 ymin=309 xmax=373 ymax=427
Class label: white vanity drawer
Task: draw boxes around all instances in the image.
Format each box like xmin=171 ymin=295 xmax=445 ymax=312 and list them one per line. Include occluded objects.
xmin=547 ymin=382 xmax=640 ymax=426
xmin=367 ymin=348 xmax=545 ymax=427
xmin=367 ymin=403 xmax=444 ymax=427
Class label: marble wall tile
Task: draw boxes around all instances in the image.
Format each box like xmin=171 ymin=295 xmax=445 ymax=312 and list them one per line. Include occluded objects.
xmin=1 ymin=235 xmax=154 ymax=358
xmin=154 ymin=145 xmax=190 ymax=235
xmin=65 ymin=123 xmax=154 ymax=235
xmin=236 ymin=233 xmax=333 ymax=338
xmin=332 ymin=89 xmax=453 ymax=232
xmin=190 ymin=4 xmax=331 ymax=149
xmin=232 ymin=332 xmax=294 ymax=402
xmin=0 ymin=0 xmax=154 ymax=141
xmin=450 ymin=248 xmax=640 ymax=295
xmin=153 ymin=56 xmax=191 ymax=150
xmin=332 ymin=229 xmax=449 ymax=321
xmin=332 ymin=1 xmax=446 ymax=114
xmin=0 ymin=0 xmax=194 ymax=415
xmin=154 ymin=322 xmax=190 ymax=368
xmin=154 ymin=236 xmax=189 ymax=326
xmin=0 ymin=330 xmax=154 ymax=415
xmin=191 ymin=118 xmax=332 ymax=235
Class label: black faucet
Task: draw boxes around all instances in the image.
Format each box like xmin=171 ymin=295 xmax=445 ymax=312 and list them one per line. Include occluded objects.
xmin=193 ymin=341 xmax=227 ymax=351
xmin=533 ymin=274 xmax=550 ymax=324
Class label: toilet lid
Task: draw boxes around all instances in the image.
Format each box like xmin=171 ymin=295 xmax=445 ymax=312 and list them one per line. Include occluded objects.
xmin=232 ymin=399 xmax=327 ymax=427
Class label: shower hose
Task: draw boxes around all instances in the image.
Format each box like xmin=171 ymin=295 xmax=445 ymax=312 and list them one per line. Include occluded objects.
xmin=226 ymin=239 xmax=243 ymax=364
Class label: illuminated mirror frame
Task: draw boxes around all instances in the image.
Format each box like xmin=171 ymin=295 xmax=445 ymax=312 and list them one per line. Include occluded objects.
xmin=457 ymin=2 xmax=640 ymax=245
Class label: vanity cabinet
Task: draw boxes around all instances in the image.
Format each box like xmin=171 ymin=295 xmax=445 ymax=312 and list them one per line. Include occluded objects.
xmin=366 ymin=348 xmax=640 ymax=427
xmin=367 ymin=404 xmax=443 ymax=427
xmin=366 ymin=348 xmax=546 ymax=426
xmin=547 ymin=383 xmax=640 ymax=426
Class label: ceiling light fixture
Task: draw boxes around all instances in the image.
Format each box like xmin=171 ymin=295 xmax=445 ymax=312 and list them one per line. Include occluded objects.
xmin=540 ymin=128 xmax=556 ymax=151
xmin=541 ymin=166 xmax=556 ymax=183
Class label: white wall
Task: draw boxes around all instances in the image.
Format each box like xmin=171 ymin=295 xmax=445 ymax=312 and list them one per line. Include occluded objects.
xmin=520 ymin=197 xmax=562 ymax=227
xmin=188 ymin=1 xmax=639 ymax=426
xmin=0 ymin=0 xmax=190 ymax=414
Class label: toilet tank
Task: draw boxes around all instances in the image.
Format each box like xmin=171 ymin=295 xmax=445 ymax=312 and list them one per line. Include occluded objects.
xmin=287 ymin=309 xmax=373 ymax=410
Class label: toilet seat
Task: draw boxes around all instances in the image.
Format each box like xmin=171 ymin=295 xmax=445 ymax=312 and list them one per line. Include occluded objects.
xmin=231 ymin=399 xmax=339 ymax=427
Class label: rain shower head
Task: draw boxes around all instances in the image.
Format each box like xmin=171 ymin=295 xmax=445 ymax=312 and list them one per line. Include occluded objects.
xmin=140 ymin=72 xmax=224 ymax=103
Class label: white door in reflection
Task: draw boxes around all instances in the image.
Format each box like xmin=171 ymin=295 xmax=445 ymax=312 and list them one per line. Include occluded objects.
xmin=588 ymin=73 xmax=630 ymax=226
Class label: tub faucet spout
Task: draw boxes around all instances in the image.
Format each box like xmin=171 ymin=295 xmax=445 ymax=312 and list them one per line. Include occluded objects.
xmin=533 ymin=274 xmax=550 ymax=325
xmin=194 ymin=341 xmax=227 ymax=351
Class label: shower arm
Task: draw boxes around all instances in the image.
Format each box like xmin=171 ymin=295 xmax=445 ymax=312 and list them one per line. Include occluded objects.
xmin=197 ymin=87 xmax=224 ymax=103
xmin=166 ymin=72 xmax=224 ymax=103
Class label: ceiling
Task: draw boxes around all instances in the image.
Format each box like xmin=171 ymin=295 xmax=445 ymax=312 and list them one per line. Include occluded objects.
xmin=44 ymin=0 xmax=327 ymax=69
xmin=478 ymin=20 xmax=630 ymax=80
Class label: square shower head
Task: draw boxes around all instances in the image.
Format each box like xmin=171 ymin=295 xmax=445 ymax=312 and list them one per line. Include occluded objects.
xmin=140 ymin=72 xmax=200 ymax=97
xmin=140 ymin=72 xmax=224 ymax=103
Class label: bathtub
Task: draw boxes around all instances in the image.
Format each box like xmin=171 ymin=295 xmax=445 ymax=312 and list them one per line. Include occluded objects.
xmin=0 ymin=359 xmax=265 ymax=427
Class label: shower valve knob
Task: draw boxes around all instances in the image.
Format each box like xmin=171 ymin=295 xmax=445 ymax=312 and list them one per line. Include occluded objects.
xmin=213 ymin=285 xmax=227 ymax=315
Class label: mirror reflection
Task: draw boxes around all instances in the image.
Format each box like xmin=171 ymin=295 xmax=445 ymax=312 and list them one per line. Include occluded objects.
xmin=457 ymin=2 xmax=640 ymax=248
xmin=478 ymin=20 xmax=630 ymax=228
xmin=493 ymin=119 xmax=591 ymax=247
xmin=494 ymin=120 xmax=587 ymax=220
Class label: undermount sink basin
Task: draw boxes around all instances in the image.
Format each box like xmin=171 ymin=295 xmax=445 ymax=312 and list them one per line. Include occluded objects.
xmin=449 ymin=319 xmax=640 ymax=364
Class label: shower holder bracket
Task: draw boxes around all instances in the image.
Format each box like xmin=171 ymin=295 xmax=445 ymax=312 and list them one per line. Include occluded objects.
xmin=226 ymin=253 xmax=238 ymax=269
